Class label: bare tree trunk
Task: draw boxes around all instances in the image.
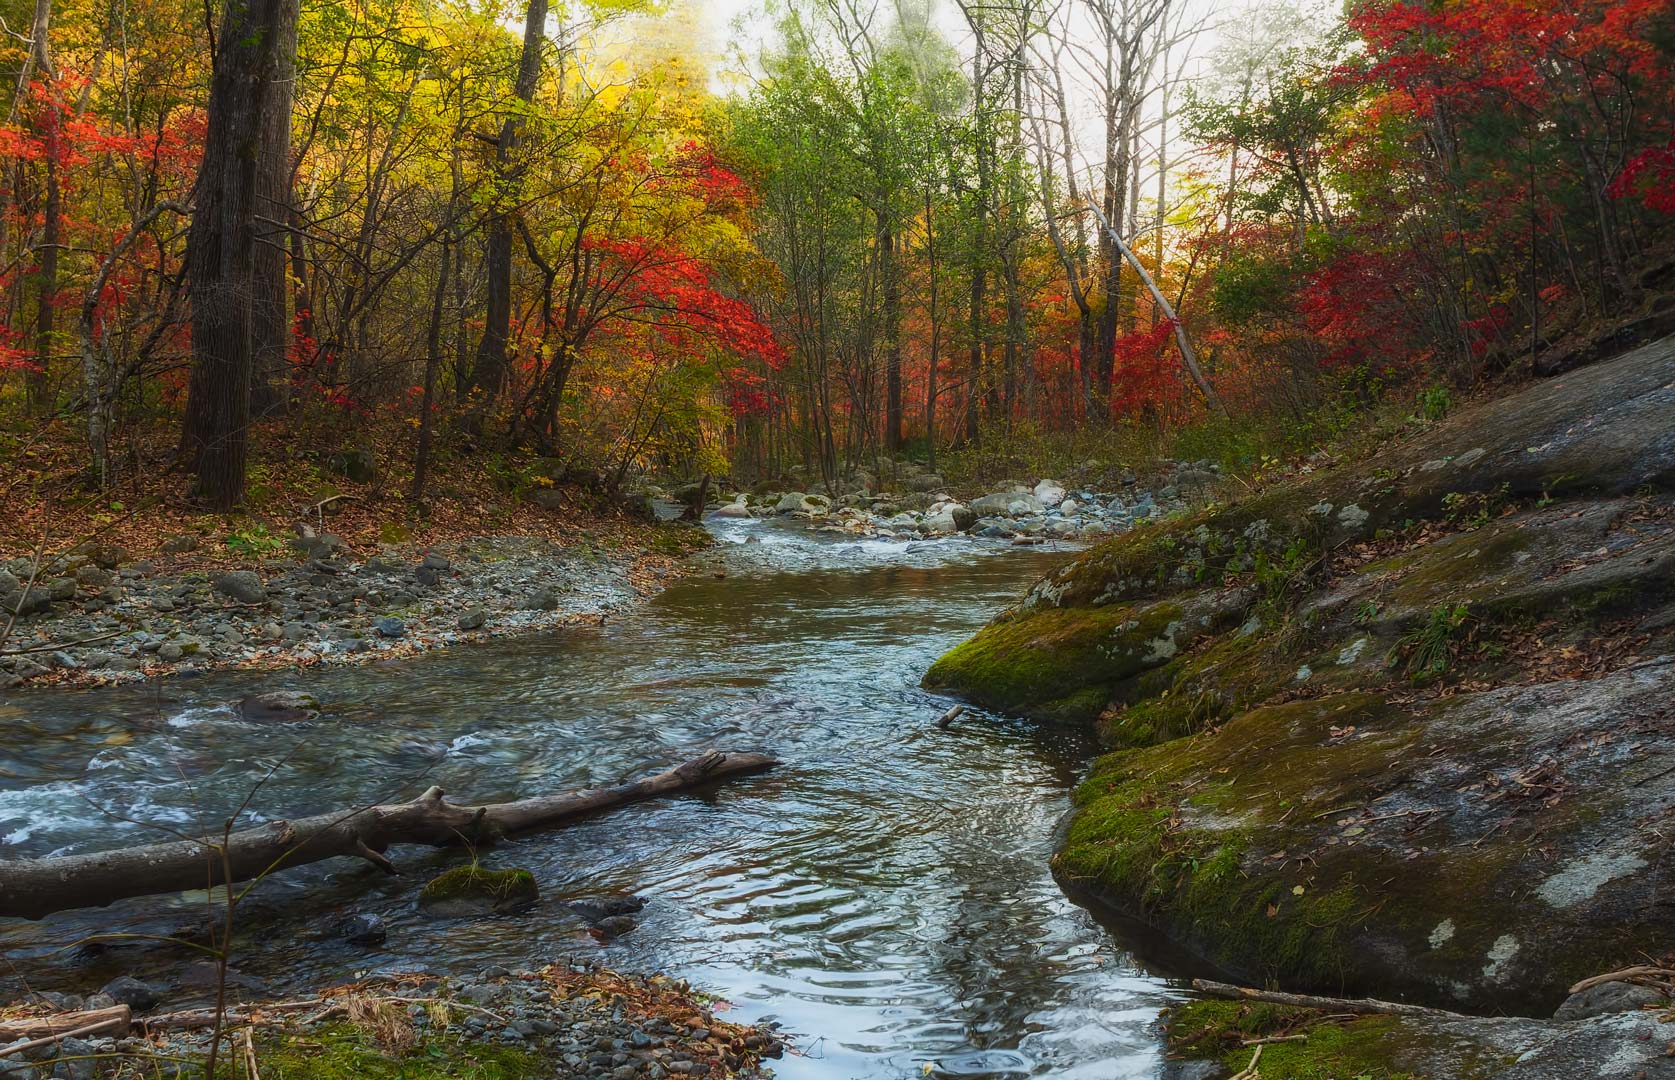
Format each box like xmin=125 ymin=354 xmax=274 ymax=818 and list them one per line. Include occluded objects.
xmin=1089 ymin=199 xmax=1226 ymax=416
xmin=881 ymin=219 xmax=902 ymax=456
xmin=0 ymin=750 xmax=776 ymax=921
xmin=410 ymin=235 xmax=450 ymax=504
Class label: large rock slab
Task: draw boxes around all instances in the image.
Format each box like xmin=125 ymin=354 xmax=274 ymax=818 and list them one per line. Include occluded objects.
xmin=1057 ymin=658 xmax=1675 ymax=1014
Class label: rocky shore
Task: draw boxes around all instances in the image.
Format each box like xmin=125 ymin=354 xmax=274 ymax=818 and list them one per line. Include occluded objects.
xmin=0 ymin=527 xmax=709 ymax=689
xmin=699 ymin=458 xmax=1221 ymax=543
xmin=0 ymin=963 xmax=784 ymax=1079
xmin=926 ymin=335 xmax=1675 ymax=1075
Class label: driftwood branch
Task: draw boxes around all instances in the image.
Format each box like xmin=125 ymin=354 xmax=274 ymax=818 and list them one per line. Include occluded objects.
xmin=0 ymin=749 xmax=776 ymax=920
xmin=0 ymin=1006 xmax=132 ymax=1058
xmin=1191 ymin=979 xmax=1456 ymax=1019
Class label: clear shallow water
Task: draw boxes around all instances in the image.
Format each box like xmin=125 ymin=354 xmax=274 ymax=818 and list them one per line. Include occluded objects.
xmin=0 ymin=519 xmax=1185 ymax=1078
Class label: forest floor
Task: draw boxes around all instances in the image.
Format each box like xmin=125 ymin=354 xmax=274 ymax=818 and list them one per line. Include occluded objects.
xmin=0 ymin=963 xmax=785 ymax=1078
xmin=0 ymin=416 xmax=716 ymax=688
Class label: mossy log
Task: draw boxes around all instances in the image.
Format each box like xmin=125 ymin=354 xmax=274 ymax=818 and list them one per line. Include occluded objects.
xmin=0 ymin=749 xmax=776 ymax=920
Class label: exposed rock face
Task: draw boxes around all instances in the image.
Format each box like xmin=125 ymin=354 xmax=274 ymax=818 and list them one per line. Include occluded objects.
xmin=927 ymin=334 xmax=1675 ymax=1015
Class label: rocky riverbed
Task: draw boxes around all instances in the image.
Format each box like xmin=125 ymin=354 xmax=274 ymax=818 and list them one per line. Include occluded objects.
xmin=0 ymin=963 xmax=784 ymax=1079
xmin=0 ymin=530 xmax=704 ymax=689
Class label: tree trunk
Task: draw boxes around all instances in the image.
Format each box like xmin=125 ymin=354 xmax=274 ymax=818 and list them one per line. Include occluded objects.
xmin=1089 ymin=199 xmax=1226 ymax=417
xmin=463 ymin=0 xmax=549 ymax=408
xmin=179 ymin=0 xmax=300 ymax=510
xmin=880 ymin=219 xmax=902 ymax=456
xmin=249 ymin=5 xmax=296 ymax=420
xmin=410 ymin=235 xmax=450 ymax=504
xmin=25 ymin=0 xmax=57 ymax=415
xmin=0 ymin=750 xmax=775 ymax=920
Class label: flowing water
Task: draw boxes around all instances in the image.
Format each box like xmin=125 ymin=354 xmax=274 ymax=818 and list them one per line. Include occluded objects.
xmin=0 ymin=519 xmax=1186 ymax=1078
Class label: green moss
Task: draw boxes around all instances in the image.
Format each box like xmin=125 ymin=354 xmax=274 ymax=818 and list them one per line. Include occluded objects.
xmin=251 ymin=1023 xmax=541 ymax=1079
xmin=646 ymin=523 xmax=713 ymax=556
xmin=923 ymin=600 xmax=1184 ymax=720
xmin=1057 ymin=694 xmax=1413 ymax=986
xmin=418 ymin=865 xmax=538 ymax=913
xmin=1166 ymin=1000 xmax=1421 ymax=1080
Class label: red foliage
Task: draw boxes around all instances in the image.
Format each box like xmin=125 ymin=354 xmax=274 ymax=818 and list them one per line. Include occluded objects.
xmin=1611 ymin=141 xmax=1675 ymax=214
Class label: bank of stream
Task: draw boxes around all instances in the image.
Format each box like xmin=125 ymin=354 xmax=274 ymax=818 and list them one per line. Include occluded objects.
xmin=0 ymin=517 xmax=1186 ymax=1079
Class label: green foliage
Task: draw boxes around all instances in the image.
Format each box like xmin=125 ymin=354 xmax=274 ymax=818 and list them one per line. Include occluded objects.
xmin=1415 ymin=384 xmax=1452 ymax=422
xmin=250 ymin=1024 xmax=541 ymax=1079
xmin=1440 ymin=483 xmax=1510 ymax=529
xmin=1389 ymin=603 xmax=1472 ymax=682
xmin=224 ymin=524 xmax=286 ymax=556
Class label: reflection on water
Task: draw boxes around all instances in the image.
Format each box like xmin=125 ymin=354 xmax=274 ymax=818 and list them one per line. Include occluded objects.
xmin=0 ymin=519 xmax=1184 ymax=1078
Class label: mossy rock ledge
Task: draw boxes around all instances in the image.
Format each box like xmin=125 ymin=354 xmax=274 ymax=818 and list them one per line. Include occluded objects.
xmin=1160 ymin=997 xmax=1675 ymax=1080
xmin=926 ymin=335 xmax=1675 ymax=1018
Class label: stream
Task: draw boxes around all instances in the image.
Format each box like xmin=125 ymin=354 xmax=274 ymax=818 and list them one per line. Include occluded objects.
xmin=0 ymin=518 xmax=1185 ymax=1078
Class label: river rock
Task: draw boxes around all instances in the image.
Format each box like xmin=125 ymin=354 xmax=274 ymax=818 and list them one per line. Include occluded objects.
xmin=458 ymin=608 xmax=487 ymax=631
xmin=373 ymin=615 xmax=406 ymax=638
xmin=99 ymin=976 xmax=160 ymax=1011
xmin=238 ymin=691 xmax=321 ymax=723
xmin=711 ymin=498 xmax=752 ymax=518
xmin=339 ymin=912 xmax=388 ymax=946
xmin=213 ymin=571 xmax=267 ymax=604
xmin=1552 ymin=980 xmax=1668 ymax=1020
xmin=1032 ymin=479 xmax=1067 ymax=507
xmin=418 ymin=865 xmax=539 ymax=918
xmin=970 ymin=492 xmax=1045 ymax=517
xmin=568 ymin=894 xmax=646 ymax=923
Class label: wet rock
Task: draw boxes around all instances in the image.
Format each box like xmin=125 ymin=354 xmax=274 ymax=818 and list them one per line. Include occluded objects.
xmin=237 ymin=691 xmax=321 ymax=723
xmin=99 ymin=976 xmax=160 ymax=1011
xmin=569 ymin=894 xmax=646 ymax=923
xmin=593 ymin=915 xmax=637 ymax=937
xmin=418 ymin=865 xmax=539 ymax=917
xmin=212 ymin=571 xmax=267 ymax=604
xmin=372 ymin=616 xmax=406 ymax=638
xmin=970 ymin=492 xmax=1045 ymax=517
xmin=711 ymin=498 xmax=752 ymax=519
xmin=1553 ymin=980 xmax=1667 ymax=1020
xmin=339 ymin=912 xmax=388 ymax=946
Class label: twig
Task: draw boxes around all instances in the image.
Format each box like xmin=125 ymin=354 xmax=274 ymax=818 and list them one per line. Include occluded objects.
xmin=937 ymin=704 xmax=965 ymax=728
xmin=0 ymin=629 xmax=124 ymax=656
xmin=241 ymin=1026 xmax=262 ymax=1080
xmin=1192 ymin=979 xmax=1459 ymax=1018
xmin=1228 ymin=1043 xmax=1263 ymax=1080
xmin=1568 ymin=966 xmax=1675 ymax=995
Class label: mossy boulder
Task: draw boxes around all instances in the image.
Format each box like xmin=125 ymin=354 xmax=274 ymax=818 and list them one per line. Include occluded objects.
xmin=417 ymin=865 xmax=539 ymax=918
xmin=922 ymin=587 xmax=1251 ymax=721
xmin=1058 ymin=659 xmax=1675 ymax=1015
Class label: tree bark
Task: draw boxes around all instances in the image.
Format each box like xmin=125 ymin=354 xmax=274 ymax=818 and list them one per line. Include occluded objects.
xmin=25 ymin=0 xmax=57 ymax=415
xmin=0 ymin=750 xmax=775 ymax=920
xmin=179 ymin=0 xmax=301 ymax=510
xmin=463 ymin=0 xmax=549 ymax=408
xmin=248 ymin=3 xmax=296 ymax=420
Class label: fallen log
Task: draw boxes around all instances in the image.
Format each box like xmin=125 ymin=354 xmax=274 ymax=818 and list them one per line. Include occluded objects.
xmin=0 ymin=749 xmax=776 ymax=920
xmin=1191 ymin=979 xmax=1457 ymax=1019
xmin=0 ymin=1005 xmax=131 ymax=1045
